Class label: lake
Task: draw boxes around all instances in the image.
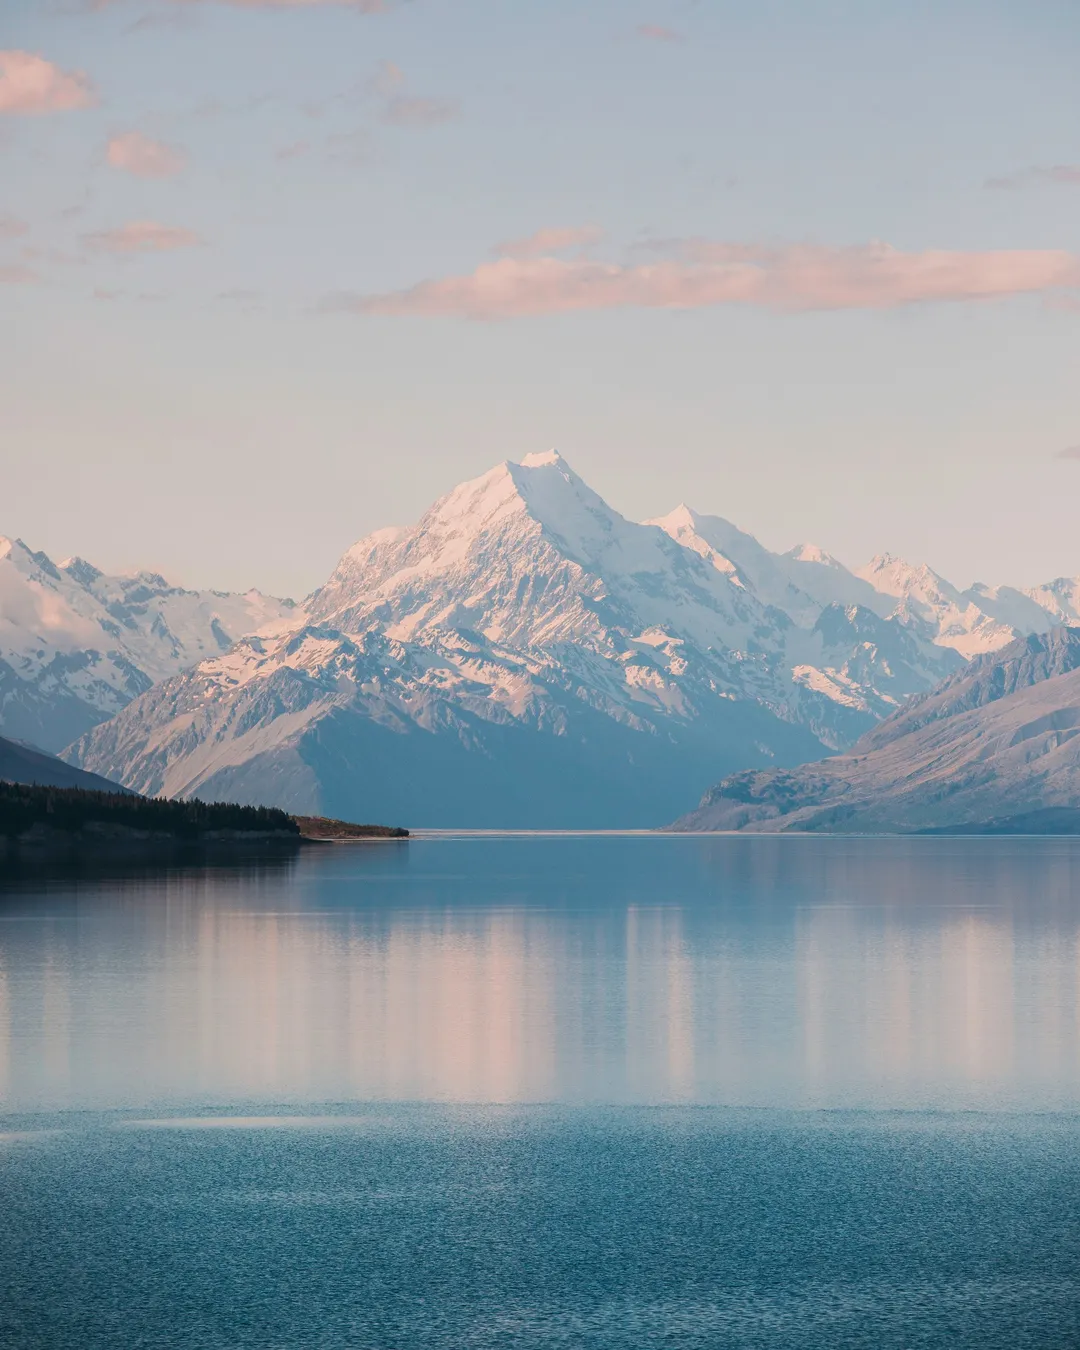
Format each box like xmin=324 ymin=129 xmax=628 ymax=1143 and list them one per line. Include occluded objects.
xmin=2 ymin=835 xmax=1079 ymax=1348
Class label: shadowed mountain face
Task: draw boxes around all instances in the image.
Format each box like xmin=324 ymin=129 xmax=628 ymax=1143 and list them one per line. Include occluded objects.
xmin=59 ymin=454 xmax=1080 ymax=828
xmin=0 ymin=735 xmax=128 ymax=795
xmin=672 ymin=628 xmax=1080 ymax=834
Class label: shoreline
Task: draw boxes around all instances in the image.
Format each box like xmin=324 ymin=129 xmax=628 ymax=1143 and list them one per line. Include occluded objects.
xmin=0 ymin=820 xmax=409 ymax=862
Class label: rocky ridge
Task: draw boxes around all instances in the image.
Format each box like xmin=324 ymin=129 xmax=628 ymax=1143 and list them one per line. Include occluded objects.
xmin=672 ymin=627 xmax=1080 ymax=833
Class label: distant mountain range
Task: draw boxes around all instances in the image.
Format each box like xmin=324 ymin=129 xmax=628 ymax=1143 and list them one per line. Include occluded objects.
xmin=36 ymin=452 xmax=1078 ymax=827
xmin=0 ymin=452 xmax=1065 ymax=827
xmin=672 ymin=627 xmax=1080 ymax=833
xmin=0 ymin=536 xmax=295 ymax=751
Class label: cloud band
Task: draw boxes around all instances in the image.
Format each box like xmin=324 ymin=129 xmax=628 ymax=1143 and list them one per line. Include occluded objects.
xmin=324 ymin=239 xmax=1080 ymax=320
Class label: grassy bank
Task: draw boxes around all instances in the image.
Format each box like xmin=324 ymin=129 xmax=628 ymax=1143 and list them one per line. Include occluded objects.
xmin=293 ymin=815 xmax=409 ymax=840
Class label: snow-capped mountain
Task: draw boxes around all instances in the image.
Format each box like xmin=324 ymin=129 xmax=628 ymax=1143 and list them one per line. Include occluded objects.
xmin=855 ymin=554 xmax=1018 ymax=659
xmin=64 ymin=454 xmax=827 ymax=825
xmin=648 ymin=505 xmax=886 ymax=626
xmin=57 ymin=450 xmax=1080 ymax=826
xmin=0 ymin=536 xmax=296 ymax=751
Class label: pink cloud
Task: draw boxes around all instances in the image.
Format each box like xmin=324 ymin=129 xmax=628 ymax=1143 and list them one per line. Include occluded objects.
xmin=369 ymin=60 xmax=459 ymax=130
xmin=325 ymin=240 xmax=1080 ymax=320
xmin=0 ymin=264 xmax=40 ymax=285
xmin=84 ymin=220 xmax=202 ymax=254
xmin=637 ymin=24 xmax=680 ymax=41
xmin=21 ymin=244 xmax=83 ymax=266
xmin=986 ymin=165 xmax=1080 ymax=190
xmin=107 ymin=131 xmax=187 ymax=178
xmin=1055 ymin=445 xmax=1080 ymax=461
xmin=495 ymin=225 xmax=603 ymax=260
xmin=276 ymin=139 xmax=311 ymax=161
xmin=0 ymin=214 xmax=29 ymax=238
xmin=0 ymin=51 xmax=96 ymax=115
xmin=371 ymin=59 xmax=405 ymax=96
xmin=326 ymin=129 xmax=370 ymax=164
xmin=382 ymin=94 xmax=458 ymax=129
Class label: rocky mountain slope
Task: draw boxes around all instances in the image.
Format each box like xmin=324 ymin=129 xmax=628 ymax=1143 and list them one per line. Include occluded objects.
xmin=63 ymin=452 xmax=1080 ymax=828
xmin=0 ymin=536 xmax=296 ymax=751
xmin=671 ymin=627 xmax=1080 ymax=833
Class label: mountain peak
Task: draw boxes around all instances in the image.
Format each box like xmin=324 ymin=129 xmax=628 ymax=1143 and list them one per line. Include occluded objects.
xmin=59 ymin=556 xmax=104 ymax=588
xmin=858 ymin=552 xmax=944 ymax=593
xmin=649 ymin=504 xmax=697 ymax=531
xmin=787 ymin=543 xmax=841 ymax=568
xmin=519 ymin=448 xmax=564 ymax=468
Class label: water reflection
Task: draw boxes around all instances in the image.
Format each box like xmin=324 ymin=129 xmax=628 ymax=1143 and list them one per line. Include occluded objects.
xmin=1 ymin=836 xmax=1079 ymax=1111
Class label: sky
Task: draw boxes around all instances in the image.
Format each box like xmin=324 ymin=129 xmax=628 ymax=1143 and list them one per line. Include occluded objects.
xmin=2 ymin=0 xmax=1080 ymax=599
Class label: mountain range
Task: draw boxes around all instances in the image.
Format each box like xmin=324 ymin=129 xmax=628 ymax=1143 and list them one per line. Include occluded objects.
xmin=0 ymin=535 xmax=294 ymax=752
xmin=672 ymin=627 xmax=1080 ymax=833
xmin=25 ymin=451 xmax=1073 ymax=828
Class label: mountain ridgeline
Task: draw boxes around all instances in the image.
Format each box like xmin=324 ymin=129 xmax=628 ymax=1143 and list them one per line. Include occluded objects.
xmin=0 ymin=536 xmax=294 ymax=752
xmin=0 ymin=451 xmax=1065 ymax=829
xmin=672 ymin=627 xmax=1080 ymax=833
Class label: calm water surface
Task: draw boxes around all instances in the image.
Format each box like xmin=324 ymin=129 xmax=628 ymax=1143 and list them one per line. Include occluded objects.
xmin=2 ymin=835 xmax=1079 ymax=1348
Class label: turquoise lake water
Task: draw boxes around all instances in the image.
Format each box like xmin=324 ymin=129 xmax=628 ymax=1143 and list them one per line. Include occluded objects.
xmin=2 ymin=835 xmax=1079 ymax=1347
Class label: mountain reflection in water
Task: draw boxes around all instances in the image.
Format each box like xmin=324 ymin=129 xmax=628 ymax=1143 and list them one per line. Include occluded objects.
xmin=1 ymin=835 xmax=1079 ymax=1113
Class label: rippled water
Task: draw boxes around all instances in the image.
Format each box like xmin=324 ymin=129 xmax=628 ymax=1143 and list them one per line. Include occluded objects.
xmin=2 ymin=835 xmax=1080 ymax=1347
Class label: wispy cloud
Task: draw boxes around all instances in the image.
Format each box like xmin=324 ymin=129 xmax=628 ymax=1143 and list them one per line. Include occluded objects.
xmin=371 ymin=60 xmax=459 ymax=130
xmin=0 ymin=263 xmax=40 ymax=285
xmin=326 ymin=129 xmax=370 ymax=163
xmin=494 ymin=226 xmax=603 ymax=260
xmin=382 ymin=94 xmax=458 ymax=129
xmin=986 ymin=165 xmax=1080 ymax=190
xmin=218 ymin=288 xmax=262 ymax=312
xmin=85 ymin=220 xmax=202 ymax=254
xmin=371 ymin=59 xmax=405 ymax=97
xmin=0 ymin=214 xmax=28 ymax=238
xmin=637 ymin=24 xmax=680 ymax=42
xmin=0 ymin=51 xmax=96 ymax=115
xmin=1055 ymin=445 xmax=1080 ymax=461
xmin=322 ymin=239 xmax=1080 ymax=320
xmin=91 ymin=286 xmax=166 ymax=303
xmin=276 ymin=139 xmax=311 ymax=161
xmin=125 ymin=7 xmax=200 ymax=32
xmin=21 ymin=244 xmax=84 ymax=267
xmin=276 ymin=130 xmax=368 ymax=165
xmin=107 ymin=131 xmax=188 ymax=178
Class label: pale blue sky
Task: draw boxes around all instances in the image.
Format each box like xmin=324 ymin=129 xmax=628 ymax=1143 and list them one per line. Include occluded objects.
xmin=2 ymin=0 xmax=1079 ymax=597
